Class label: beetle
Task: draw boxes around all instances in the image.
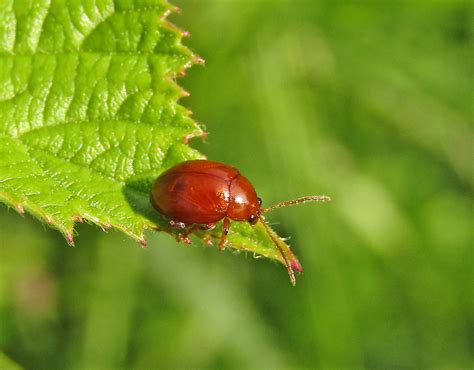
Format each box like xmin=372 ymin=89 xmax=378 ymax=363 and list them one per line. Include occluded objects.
xmin=150 ymin=159 xmax=330 ymax=285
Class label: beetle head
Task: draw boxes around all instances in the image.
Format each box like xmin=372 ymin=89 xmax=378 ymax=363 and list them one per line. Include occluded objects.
xmin=247 ymin=197 xmax=262 ymax=225
xmin=248 ymin=213 xmax=259 ymax=225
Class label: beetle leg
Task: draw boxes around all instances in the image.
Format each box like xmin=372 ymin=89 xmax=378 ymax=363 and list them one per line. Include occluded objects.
xmin=200 ymin=223 xmax=217 ymax=246
xmin=186 ymin=223 xmax=217 ymax=246
xmin=218 ymin=217 xmax=231 ymax=251
xmin=173 ymin=222 xmax=217 ymax=246
xmin=178 ymin=234 xmax=192 ymax=244
xmin=203 ymin=236 xmax=214 ymax=247
xmin=183 ymin=223 xmax=216 ymax=234
xmin=169 ymin=220 xmax=192 ymax=244
xmin=169 ymin=220 xmax=186 ymax=229
xmin=198 ymin=223 xmax=217 ymax=232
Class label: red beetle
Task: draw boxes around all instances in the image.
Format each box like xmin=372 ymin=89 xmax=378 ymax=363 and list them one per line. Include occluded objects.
xmin=151 ymin=160 xmax=330 ymax=285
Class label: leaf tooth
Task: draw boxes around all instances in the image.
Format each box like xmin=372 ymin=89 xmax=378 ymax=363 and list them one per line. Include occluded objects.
xmin=194 ymin=55 xmax=205 ymax=65
xmin=100 ymin=222 xmax=112 ymax=231
xmin=182 ymin=131 xmax=207 ymax=145
xmin=81 ymin=212 xmax=100 ymax=224
xmin=66 ymin=232 xmax=74 ymax=246
xmin=16 ymin=204 xmax=25 ymax=214
xmin=170 ymin=5 xmax=181 ymax=14
xmin=160 ymin=4 xmax=181 ymax=20
xmin=160 ymin=17 xmax=183 ymax=35
xmin=71 ymin=215 xmax=84 ymax=223
xmin=13 ymin=197 xmax=74 ymax=236
xmin=159 ymin=4 xmax=196 ymax=71
xmin=163 ymin=76 xmax=189 ymax=102
xmin=137 ymin=223 xmax=148 ymax=248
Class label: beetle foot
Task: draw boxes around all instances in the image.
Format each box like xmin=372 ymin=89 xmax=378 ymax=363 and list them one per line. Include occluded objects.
xmin=203 ymin=235 xmax=214 ymax=247
xmin=218 ymin=238 xmax=227 ymax=251
xmin=170 ymin=220 xmax=186 ymax=229
xmin=177 ymin=234 xmax=192 ymax=245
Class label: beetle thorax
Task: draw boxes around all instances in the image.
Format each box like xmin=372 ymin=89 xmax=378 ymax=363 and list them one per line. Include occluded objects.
xmin=227 ymin=175 xmax=260 ymax=222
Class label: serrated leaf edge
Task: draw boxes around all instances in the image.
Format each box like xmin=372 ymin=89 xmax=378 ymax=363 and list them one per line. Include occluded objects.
xmin=1 ymin=1 xmax=204 ymax=247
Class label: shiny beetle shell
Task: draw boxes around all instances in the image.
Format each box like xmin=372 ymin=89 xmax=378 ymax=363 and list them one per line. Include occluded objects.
xmin=151 ymin=160 xmax=261 ymax=225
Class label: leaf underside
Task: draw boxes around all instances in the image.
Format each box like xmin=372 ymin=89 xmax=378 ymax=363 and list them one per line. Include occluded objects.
xmin=0 ymin=0 xmax=294 ymax=271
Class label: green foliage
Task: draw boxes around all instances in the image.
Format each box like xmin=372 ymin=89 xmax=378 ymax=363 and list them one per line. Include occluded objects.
xmin=0 ymin=0 xmax=300 ymax=270
xmin=0 ymin=0 xmax=202 ymax=243
xmin=0 ymin=353 xmax=23 ymax=370
xmin=1 ymin=1 xmax=472 ymax=370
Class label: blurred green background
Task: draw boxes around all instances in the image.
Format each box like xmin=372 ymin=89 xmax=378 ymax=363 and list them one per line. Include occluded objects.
xmin=1 ymin=0 xmax=472 ymax=369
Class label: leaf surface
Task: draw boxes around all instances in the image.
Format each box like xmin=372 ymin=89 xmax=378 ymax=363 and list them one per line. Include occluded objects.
xmin=0 ymin=0 xmax=301 ymax=280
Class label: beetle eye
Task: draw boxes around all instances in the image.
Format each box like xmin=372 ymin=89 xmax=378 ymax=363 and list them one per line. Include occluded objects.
xmin=258 ymin=197 xmax=262 ymax=206
xmin=248 ymin=214 xmax=258 ymax=225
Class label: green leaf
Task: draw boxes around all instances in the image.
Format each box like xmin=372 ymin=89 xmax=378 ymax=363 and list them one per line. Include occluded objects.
xmin=0 ymin=0 xmax=302 ymax=282
xmin=0 ymin=352 xmax=23 ymax=370
xmin=0 ymin=0 xmax=202 ymax=243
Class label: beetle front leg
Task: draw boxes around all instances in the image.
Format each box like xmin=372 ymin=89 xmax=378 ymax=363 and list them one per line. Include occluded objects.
xmin=218 ymin=217 xmax=231 ymax=251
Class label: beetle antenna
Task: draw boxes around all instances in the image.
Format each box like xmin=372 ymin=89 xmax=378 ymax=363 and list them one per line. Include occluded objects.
xmin=261 ymin=195 xmax=331 ymax=213
xmin=260 ymin=218 xmax=300 ymax=286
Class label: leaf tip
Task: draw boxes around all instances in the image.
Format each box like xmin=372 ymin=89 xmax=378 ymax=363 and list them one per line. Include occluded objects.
xmin=291 ymin=259 xmax=303 ymax=273
xmin=139 ymin=237 xmax=147 ymax=248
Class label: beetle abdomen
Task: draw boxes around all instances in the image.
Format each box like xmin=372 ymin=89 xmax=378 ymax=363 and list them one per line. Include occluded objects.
xmin=151 ymin=170 xmax=231 ymax=224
